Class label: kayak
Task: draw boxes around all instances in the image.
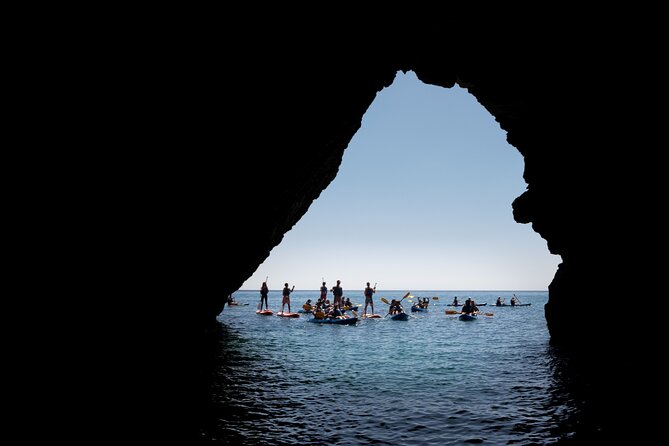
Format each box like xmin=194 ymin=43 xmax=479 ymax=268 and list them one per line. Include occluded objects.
xmin=459 ymin=314 xmax=478 ymax=321
xmin=494 ymin=303 xmax=531 ymax=307
xmin=297 ymin=309 xmax=312 ymax=313
xmin=308 ymin=317 xmax=358 ymax=325
xmin=390 ymin=313 xmax=409 ymax=321
xmin=410 ymin=306 xmax=428 ymax=312
xmin=256 ymin=309 xmax=274 ymax=315
xmin=343 ymin=305 xmax=361 ymax=312
xmin=276 ymin=312 xmax=300 ymax=318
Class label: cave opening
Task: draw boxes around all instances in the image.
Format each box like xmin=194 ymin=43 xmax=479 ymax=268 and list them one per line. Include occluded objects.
xmin=239 ymin=71 xmax=560 ymax=292
xmin=206 ymin=71 xmax=604 ymax=445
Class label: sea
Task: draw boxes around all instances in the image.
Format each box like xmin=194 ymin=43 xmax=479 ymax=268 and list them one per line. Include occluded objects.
xmin=199 ymin=290 xmax=590 ymax=445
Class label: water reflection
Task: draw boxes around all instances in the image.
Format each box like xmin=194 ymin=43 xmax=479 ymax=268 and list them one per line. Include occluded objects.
xmin=193 ymin=317 xmax=622 ymax=444
xmin=543 ymin=345 xmax=622 ymax=445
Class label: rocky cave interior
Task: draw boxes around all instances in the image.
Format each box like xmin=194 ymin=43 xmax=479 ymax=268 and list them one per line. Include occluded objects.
xmin=114 ymin=22 xmax=654 ymax=442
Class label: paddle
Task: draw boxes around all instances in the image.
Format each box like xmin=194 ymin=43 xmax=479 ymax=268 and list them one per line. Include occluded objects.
xmin=351 ymin=310 xmax=358 ymax=318
xmin=303 ymin=304 xmax=313 ymax=311
xmin=380 ymin=292 xmax=411 ymax=306
xmin=381 ymin=297 xmax=392 ymax=317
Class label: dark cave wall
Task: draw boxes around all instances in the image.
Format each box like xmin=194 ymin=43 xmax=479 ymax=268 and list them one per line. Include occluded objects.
xmin=60 ymin=17 xmax=660 ymax=443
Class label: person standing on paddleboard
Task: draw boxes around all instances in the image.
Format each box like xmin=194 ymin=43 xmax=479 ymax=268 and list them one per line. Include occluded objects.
xmin=281 ymin=283 xmax=294 ymax=313
xmin=331 ymin=280 xmax=343 ymax=309
xmin=320 ymin=281 xmax=328 ymax=302
xmin=363 ymin=282 xmax=376 ymax=316
xmin=260 ymin=281 xmax=269 ymax=310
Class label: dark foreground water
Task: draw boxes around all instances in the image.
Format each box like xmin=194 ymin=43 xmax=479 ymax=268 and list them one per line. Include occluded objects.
xmin=199 ymin=291 xmax=590 ymax=444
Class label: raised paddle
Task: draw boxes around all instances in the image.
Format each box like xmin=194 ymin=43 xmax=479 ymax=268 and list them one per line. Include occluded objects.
xmin=381 ymin=292 xmax=410 ymax=306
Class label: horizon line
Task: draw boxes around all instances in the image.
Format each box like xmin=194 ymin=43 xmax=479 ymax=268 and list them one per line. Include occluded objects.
xmin=235 ymin=289 xmax=548 ymax=292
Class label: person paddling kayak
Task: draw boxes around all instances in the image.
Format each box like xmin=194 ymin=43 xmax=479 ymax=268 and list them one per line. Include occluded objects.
xmin=461 ymin=298 xmax=479 ymax=316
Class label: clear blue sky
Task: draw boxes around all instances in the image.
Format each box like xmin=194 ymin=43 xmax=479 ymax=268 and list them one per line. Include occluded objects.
xmin=241 ymin=71 xmax=560 ymax=291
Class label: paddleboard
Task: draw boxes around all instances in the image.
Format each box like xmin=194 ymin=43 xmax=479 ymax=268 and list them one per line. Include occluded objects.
xmin=276 ymin=311 xmax=300 ymax=318
xmin=256 ymin=309 xmax=274 ymax=315
xmin=362 ymin=314 xmax=382 ymax=318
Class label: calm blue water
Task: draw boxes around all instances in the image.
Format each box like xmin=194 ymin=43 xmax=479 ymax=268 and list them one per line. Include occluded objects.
xmin=202 ymin=291 xmax=582 ymax=445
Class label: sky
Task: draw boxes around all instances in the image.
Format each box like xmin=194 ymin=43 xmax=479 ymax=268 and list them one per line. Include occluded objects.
xmin=240 ymin=71 xmax=561 ymax=291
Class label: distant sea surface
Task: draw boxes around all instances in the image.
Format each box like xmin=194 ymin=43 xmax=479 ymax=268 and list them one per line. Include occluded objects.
xmin=200 ymin=290 xmax=585 ymax=445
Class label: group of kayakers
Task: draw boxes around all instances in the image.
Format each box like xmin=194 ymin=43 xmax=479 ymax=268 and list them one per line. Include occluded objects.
xmin=448 ymin=296 xmax=480 ymax=315
xmin=260 ymin=279 xmax=379 ymax=316
xmin=412 ymin=297 xmax=430 ymax=310
xmin=495 ymin=294 xmax=520 ymax=306
xmin=308 ymin=298 xmax=356 ymax=320
xmin=253 ymin=281 xmax=524 ymax=318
